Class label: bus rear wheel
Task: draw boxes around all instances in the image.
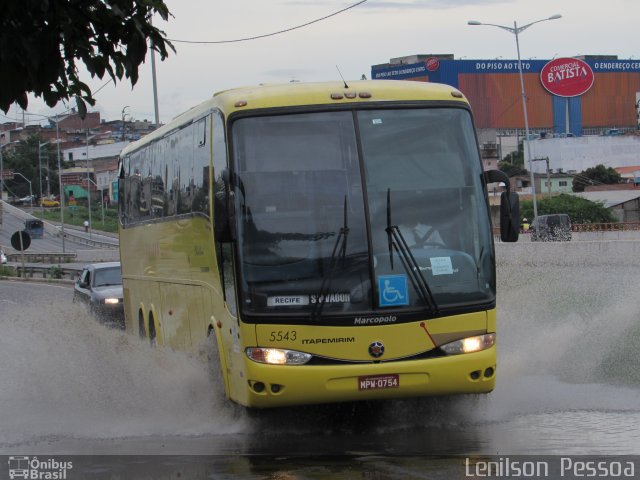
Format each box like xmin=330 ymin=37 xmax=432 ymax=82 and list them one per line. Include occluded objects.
xmin=138 ymin=311 xmax=145 ymax=339
xmin=148 ymin=314 xmax=157 ymax=347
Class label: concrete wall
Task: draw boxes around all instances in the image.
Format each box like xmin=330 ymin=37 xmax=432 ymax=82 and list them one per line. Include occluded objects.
xmin=527 ymin=136 xmax=640 ymax=174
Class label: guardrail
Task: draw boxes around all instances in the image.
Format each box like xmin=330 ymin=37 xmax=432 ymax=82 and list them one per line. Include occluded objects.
xmin=58 ymin=228 xmax=119 ymax=249
xmin=6 ymin=252 xmax=77 ymax=263
xmin=12 ymin=264 xmax=81 ymax=282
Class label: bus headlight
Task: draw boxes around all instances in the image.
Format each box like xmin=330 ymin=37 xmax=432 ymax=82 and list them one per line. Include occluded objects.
xmin=440 ymin=333 xmax=495 ymax=355
xmin=245 ymin=347 xmax=312 ymax=365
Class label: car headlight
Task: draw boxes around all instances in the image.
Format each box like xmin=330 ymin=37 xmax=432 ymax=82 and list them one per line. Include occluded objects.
xmin=245 ymin=347 xmax=312 ymax=365
xmin=103 ymin=298 xmax=120 ymax=305
xmin=440 ymin=333 xmax=495 ymax=355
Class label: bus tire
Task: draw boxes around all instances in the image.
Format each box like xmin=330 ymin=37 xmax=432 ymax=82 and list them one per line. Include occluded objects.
xmin=148 ymin=313 xmax=157 ymax=347
xmin=138 ymin=310 xmax=146 ymax=339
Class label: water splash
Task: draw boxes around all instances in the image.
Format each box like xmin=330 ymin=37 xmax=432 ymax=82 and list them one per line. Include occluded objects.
xmin=1 ymin=240 xmax=639 ymax=452
xmin=0 ymin=295 xmax=246 ymax=446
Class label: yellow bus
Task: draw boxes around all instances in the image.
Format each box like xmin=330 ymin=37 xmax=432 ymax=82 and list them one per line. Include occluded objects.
xmin=118 ymin=80 xmax=519 ymax=408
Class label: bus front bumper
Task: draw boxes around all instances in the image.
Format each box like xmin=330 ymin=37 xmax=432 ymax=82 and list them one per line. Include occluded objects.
xmin=240 ymin=346 xmax=496 ymax=408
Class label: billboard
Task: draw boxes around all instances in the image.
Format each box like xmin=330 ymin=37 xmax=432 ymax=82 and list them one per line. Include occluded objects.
xmin=540 ymin=58 xmax=594 ymax=97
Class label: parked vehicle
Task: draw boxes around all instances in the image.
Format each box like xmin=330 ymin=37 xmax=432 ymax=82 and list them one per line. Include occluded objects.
xmin=18 ymin=195 xmax=34 ymax=205
xmin=40 ymin=197 xmax=60 ymax=207
xmin=530 ymin=214 xmax=572 ymax=242
xmin=0 ymin=250 xmax=7 ymax=264
xmin=73 ymin=262 xmax=124 ymax=328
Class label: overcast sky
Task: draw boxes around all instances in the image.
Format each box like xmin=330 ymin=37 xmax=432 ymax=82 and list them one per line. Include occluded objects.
xmin=6 ymin=0 xmax=639 ymax=126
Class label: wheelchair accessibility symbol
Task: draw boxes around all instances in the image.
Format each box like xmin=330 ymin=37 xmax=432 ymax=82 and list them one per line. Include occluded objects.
xmin=378 ymin=275 xmax=409 ymax=307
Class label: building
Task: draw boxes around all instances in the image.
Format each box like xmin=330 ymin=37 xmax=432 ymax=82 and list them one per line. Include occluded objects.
xmin=615 ymin=166 xmax=640 ymax=185
xmin=61 ymin=141 xmax=128 ymax=204
xmin=373 ymin=54 xmax=640 ymax=180
xmin=372 ymin=54 xmax=640 ymax=137
xmin=576 ymin=190 xmax=640 ymax=223
xmin=2 ymin=110 xmax=159 ymax=204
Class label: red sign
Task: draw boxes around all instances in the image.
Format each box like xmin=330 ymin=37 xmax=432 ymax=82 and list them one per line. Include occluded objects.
xmin=540 ymin=57 xmax=594 ymax=97
xmin=426 ymin=57 xmax=440 ymax=72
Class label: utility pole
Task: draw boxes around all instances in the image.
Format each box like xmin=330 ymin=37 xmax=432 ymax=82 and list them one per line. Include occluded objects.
xmin=532 ymin=157 xmax=551 ymax=197
xmin=121 ymin=106 xmax=130 ymax=141
xmin=85 ymin=127 xmax=92 ymax=239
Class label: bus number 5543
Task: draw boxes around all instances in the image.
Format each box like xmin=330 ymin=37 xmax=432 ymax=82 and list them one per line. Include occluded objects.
xmin=269 ymin=331 xmax=297 ymax=342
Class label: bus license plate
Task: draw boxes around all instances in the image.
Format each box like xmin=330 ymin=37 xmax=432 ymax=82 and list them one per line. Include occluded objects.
xmin=358 ymin=374 xmax=399 ymax=391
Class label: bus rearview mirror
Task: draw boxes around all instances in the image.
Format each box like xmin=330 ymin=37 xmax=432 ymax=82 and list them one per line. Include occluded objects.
xmin=500 ymin=191 xmax=520 ymax=242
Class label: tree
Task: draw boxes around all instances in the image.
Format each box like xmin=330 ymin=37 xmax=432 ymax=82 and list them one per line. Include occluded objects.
xmin=498 ymin=144 xmax=528 ymax=177
xmin=572 ymin=164 xmax=622 ymax=192
xmin=3 ymin=135 xmax=57 ymax=199
xmin=0 ymin=1 xmax=174 ymax=115
xmin=519 ymin=193 xmax=617 ymax=224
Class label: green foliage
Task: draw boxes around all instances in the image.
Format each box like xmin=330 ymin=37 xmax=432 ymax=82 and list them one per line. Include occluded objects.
xmin=0 ymin=265 xmax=15 ymax=277
xmin=49 ymin=265 xmax=63 ymax=279
xmin=519 ymin=193 xmax=617 ymax=224
xmin=498 ymin=144 xmax=528 ymax=177
xmin=498 ymin=160 xmax=528 ymax=177
xmin=35 ymin=205 xmax=119 ymax=234
xmin=3 ymin=134 xmax=57 ymax=198
xmin=572 ymin=164 xmax=622 ymax=192
xmin=0 ymin=0 xmax=174 ymax=114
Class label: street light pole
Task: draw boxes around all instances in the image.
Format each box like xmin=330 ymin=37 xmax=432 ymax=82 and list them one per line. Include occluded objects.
xmin=0 ymin=141 xmax=24 ymax=200
xmin=468 ymin=14 xmax=561 ymax=220
xmin=13 ymin=172 xmax=33 ymax=207
xmin=55 ymin=118 xmax=66 ymax=253
xmin=149 ymin=16 xmax=160 ymax=127
xmin=26 ymin=112 xmax=67 ymax=252
xmin=0 ymin=142 xmax=7 ymax=201
xmin=85 ymin=127 xmax=92 ymax=238
xmin=87 ymin=177 xmax=105 ymax=225
xmin=38 ymin=141 xmax=50 ymax=209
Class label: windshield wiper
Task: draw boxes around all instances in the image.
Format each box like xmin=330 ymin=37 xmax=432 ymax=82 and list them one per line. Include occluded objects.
xmin=385 ymin=188 xmax=439 ymax=314
xmin=310 ymin=196 xmax=349 ymax=322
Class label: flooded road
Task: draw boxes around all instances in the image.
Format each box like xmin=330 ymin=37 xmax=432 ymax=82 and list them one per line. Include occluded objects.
xmin=1 ymin=239 xmax=639 ymax=478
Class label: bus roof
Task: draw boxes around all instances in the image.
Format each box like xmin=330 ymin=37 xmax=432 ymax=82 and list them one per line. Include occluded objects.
xmin=120 ymin=80 xmax=469 ymax=157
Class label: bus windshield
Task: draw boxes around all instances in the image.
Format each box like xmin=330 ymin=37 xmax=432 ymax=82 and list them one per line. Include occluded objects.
xmin=231 ymin=108 xmax=494 ymax=323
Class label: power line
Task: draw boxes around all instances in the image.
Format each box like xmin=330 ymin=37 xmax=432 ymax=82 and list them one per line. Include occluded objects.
xmin=168 ymin=0 xmax=368 ymax=44
xmin=1 ymin=79 xmax=114 ymax=125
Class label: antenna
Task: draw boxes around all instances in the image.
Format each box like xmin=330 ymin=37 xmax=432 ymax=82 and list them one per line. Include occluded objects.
xmin=336 ymin=65 xmax=349 ymax=89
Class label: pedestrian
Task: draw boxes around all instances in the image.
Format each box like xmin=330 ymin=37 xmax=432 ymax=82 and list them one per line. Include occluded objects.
xmin=521 ymin=217 xmax=530 ymax=233
xmin=84 ymin=219 xmax=89 ymax=233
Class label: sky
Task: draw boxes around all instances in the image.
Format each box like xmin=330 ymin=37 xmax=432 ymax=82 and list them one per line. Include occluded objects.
xmin=5 ymin=0 xmax=639 ymax=126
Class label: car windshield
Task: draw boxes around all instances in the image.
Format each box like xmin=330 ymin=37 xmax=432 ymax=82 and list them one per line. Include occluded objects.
xmin=92 ymin=267 xmax=122 ymax=287
xmin=231 ymin=108 xmax=494 ymax=323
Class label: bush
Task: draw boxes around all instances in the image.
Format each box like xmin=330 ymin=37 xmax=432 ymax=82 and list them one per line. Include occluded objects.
xmin=0 ymin=265 xmax=15 ymax=277
xmin=520 ymin=194 xmax=617 ymax=224
xmin=49 ymin=265 xmax=63 ymax=279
